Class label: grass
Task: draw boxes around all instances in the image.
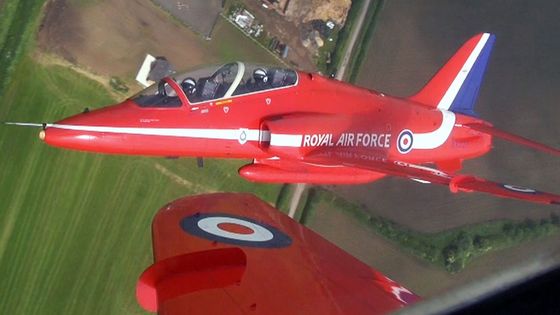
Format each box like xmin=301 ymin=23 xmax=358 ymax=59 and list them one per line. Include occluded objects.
xmin=211 ymin=16 xmax=282 ymax=66
xmin=1 ymin=56 xmax=151 ymax=314
xmin=275 ymin=184 xmax=294 ymax=213
xmin=274 ymin=184 xmax=310 ymax=220
xmin=325 ymin=0 xmax=368 ymax=77
xmin=346 ymin=0 xmax=385 ymax=83
xmin=210 ymin=17 xmax=278 ymax=64
xmin=152 ymin=0 xmax=281 ymax=66
xmin=303 ymin=187 xmax=560 ymax=273
xmin=0 ymin=57 xmax=283 ymax=314
xmin=0 ymin=1 xmax=283 ymax=313
xmin=315 ymin=27 xmax=340 ymax=74
xmin=0 ymin=0 xmax=45 ymax=97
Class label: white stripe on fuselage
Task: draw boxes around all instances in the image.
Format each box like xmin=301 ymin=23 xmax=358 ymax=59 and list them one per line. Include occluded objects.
xmin=437 ymin=33 xmax=490 ymax=110
xmin=412 ymin=110 xmax=456 ymax=150
xmin=269 ymin=134 xmax=303 ymax=147
xmin=265 ymin=110 xmax=456 ymax=151
xmin=53 ymin=111 xmax=454 ymax=150
xmin=49 ymin=124 xmax=263 ymax=141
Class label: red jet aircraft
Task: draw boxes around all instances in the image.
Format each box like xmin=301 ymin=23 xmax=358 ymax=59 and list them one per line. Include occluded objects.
xmin=7 ymin=33 xmax=560 ymax=205
xmin=136 ymin=192 xmax=420 ymax=314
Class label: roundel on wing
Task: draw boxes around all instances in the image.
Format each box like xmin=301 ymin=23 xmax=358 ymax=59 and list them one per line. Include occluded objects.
xmin=180 ymin=213 xmax=292 ymax=248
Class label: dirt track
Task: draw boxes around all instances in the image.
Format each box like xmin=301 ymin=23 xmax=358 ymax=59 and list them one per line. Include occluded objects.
xmin=38 ymin=0 xmax=218 ymax=77
xmin=335 ymin=0 xmax=560 ymax=233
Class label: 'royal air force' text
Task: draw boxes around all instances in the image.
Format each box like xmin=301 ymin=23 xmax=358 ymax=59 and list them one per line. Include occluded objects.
xmin=302 ymin=133 xmax=391 ymax=148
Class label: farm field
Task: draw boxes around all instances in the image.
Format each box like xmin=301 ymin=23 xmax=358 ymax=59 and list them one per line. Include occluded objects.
xmin=0 ymin=56 xmax=282 ymax=314
xmin=336 ymin=0 xmax=560 ymax=232
xmin=38 ymin=0 xmax=280 ymax=80
xmin=324 ymin=0 xmax=560 ymax=296
xmin=304 ymin=188 xmax=560 ymax=296
xmin=3 ymin=0 xmax=560 ymax=312
xmin=0 ymin=1 xmax=282 ymax=313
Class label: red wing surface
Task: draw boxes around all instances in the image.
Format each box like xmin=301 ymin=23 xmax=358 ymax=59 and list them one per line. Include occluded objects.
xmin=464 ymin=122 xmax=560 ymax=157
xmin=303 ymin=149 xmax=560 ymax=205
xmin=137 ymin=193 xmax=419 ymax=314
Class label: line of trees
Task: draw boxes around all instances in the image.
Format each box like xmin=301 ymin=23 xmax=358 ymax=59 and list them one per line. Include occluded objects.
xmin=303 ymin=188 xmax=560 ymax=273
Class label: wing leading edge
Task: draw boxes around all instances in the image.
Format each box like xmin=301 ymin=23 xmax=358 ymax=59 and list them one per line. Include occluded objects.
xmin=137 ymin=193 xmax=419 ymax=314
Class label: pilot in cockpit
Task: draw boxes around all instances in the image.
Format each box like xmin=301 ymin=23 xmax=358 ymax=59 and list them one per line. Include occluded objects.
xmin=179 ymin=77 xmax=199 ymax=103
xmin=245 ymin=68 xmax=269 ymax=92
xmin=181 ymin=78 xmax=197 ymax=96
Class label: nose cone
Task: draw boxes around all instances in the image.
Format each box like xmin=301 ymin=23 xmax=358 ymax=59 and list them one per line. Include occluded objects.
xmin=42 ymin=125 xmax=104 ymax=151
xmin=42 ymin=101 xmax=136 ymax=154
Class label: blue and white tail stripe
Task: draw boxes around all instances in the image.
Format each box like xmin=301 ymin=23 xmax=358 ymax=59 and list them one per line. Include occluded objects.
xmin=438 ymin=33 xmax=495 ymax=115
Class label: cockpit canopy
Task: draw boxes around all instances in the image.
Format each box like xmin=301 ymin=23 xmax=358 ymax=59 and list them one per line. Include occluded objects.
xmin=133 ymin=62 xmax=298 ymax=108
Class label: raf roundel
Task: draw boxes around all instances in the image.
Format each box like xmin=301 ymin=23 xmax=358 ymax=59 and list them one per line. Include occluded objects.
xmin=181 ymin=213 xmax=292 ymax=248
xmin=397 ymin=129 xmax=414 ymax=154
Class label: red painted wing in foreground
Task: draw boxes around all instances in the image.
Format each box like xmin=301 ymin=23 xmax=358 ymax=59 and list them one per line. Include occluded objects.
xmin=137 ymin=193 xmax=419 ymax=314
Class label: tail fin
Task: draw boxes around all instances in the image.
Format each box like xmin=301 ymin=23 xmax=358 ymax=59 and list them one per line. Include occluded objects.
xmin=410 ymin=33 xmax=496 ymax=116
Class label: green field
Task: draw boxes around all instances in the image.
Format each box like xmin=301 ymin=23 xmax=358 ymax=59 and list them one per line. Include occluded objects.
xmin=346 ymin=0 xmax=385 ymax=83
xmin=0 ymin=57 xmax=283 ymax=314
xmin=0 ymin=0 xmax=44 ymax=96
xmin=0 ymin=1 xmax=282 ymax=314
xmin=3 ymin=0 xmax=559 ymax=313
xmin=209 ymin=16 xmax=281 ymax=66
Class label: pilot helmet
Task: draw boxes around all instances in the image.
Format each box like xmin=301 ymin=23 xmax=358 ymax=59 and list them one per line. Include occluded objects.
xmin=253 ymin=68 xmax=268 ymax=83
xmin=181 ymin=78 xmax=197 ymax=95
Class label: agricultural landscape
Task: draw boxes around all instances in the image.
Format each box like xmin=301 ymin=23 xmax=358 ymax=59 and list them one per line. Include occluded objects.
xmin=1 ymin=0 xmax=559 ymax=313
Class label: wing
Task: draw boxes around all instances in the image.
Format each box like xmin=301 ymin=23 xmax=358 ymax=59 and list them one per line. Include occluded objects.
xmin=464 ymin=122 xmax=560 ymax=157
xmin=303 ymin=149 xmax=560 ymax=205
xmin=137 ymin=193 xmax=419 ymax=315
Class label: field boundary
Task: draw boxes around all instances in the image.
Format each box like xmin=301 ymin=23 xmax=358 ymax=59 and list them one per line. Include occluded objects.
xmin=0 ymin=0 xmax=45 ymax=98
xmin=303 ymin=187 xmax=560 ymax=272
xmin=347 ymin=0 xmax=385 ymax=83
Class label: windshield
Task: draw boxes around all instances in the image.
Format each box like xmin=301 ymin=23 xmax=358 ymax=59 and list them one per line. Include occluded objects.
xmin=184 ymin=62 xmax=241 ymax=103
xmin=131 ymin=62 xmax=299 ymax=107
xmin=132 ymin=79 xmax=183 ymax=108
xmin=174 ymin=62 xmax=298 ymax=104
xmin=232 ymin=64 xmax=298 ymax=96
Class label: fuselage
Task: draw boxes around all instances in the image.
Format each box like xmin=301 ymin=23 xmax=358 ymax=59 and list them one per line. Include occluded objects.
xmin=31 ymin=37 xmax=560 ymax=204
xmin=43 ymin=63 xmax=492 ymax=173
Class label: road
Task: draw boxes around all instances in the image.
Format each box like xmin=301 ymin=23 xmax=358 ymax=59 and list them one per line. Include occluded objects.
xmin=336 ymin=0 xmax=374 ymax=80
xmin=287 ymin=0 xmax=375 ymax=218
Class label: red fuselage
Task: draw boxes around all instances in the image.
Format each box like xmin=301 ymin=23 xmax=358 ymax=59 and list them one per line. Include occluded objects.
xmin=43 ymin=66 xmax=491 ymax=184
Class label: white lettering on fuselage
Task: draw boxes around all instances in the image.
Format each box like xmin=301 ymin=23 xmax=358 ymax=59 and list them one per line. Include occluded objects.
xmin=303 ymin=134 xmax=335 ymax=147
xmin=302 ymin=133 xmax=391 ymax=148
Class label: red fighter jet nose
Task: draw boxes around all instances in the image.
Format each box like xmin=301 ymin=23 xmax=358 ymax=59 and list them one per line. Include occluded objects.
xmin=41 ymin=124 xmax=111 ymax=153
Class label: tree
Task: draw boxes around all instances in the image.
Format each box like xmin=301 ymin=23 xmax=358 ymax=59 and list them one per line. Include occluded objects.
xmin=473 ymin=235 xmax=490 ymax=251
xmin=503 ymin=222 xmax=514 ymax=235
xmin=443 ymin=245 xmax=458 ymax=265
xmin=551 ymin=213 xmax=560 ymax=226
